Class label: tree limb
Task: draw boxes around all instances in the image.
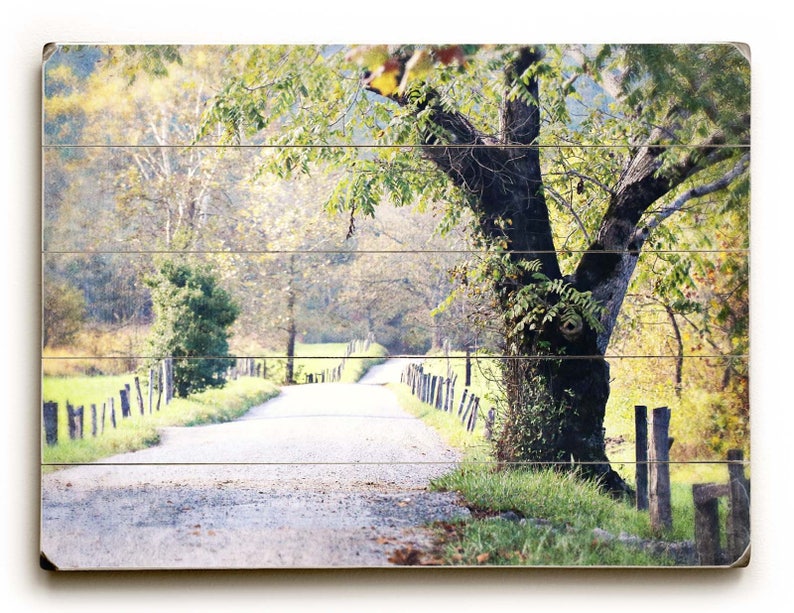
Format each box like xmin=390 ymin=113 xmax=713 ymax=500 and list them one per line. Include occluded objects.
xmin=646 ymin=153 xmax=750 ymax=231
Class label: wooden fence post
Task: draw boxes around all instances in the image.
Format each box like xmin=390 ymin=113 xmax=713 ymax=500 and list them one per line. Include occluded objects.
xmin=134 ymin=376 xmax=145 ymax=415
xmin=67 ymin=403 xmax=84 ymax=439
xmin=693 ymin=483 xmax=722 ymax=565
xmin=467 ymin=397 xmax=479 ymax=432
xmin=635 ymin=405 xmax=649 ymax=511
xmin=110 ymin=397 xmax=116 ymax=428
xmin=119 ymin=388 xmax=131 ymax=418
xmin=42 ymin=401 xmax=58 ymax=446
xmin=458 ymin=389 xmax=468 ymax=416
xmin=461 ymin=393 xmax=476 ymax=426
xmin=648 ymin=406 xmax=672 ymax=534
xmin=91 ymin=404 xmax=97 ymax=437
xmin=165 ymin=358 xmax=174 ymax=404
xmin=101 ymin=401 xmax=106 ymax=433
xmin=727 ymin=449 xmax=751 ymax=563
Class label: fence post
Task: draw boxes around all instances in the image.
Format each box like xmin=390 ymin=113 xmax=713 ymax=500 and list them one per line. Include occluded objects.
xmin=134 ymin=376 xmax=145 ymax=416
xmin=42 ymin=401 xmax=58 ymax=446
xmin=110 ymin=397 xmax=116 ymax=428
xmin=467 ymin=397 xmax=479 ymax=432
xmin=461 ymin=393 xmax=476 ymax=426
xmin=458 ymin=389 xmax=468 ymax=416
xmin=67 ymin=403 xmax=84 ymax=439
xmin=119 ymin=388 xmax=131 ymax=418
xmin=648 ymin=406 xmax=672 ymax=534
xmin=101 ymin=401 xmax=106 ymax=433
xmin=727 ymin=449 xmax=751 ymax=563
xmin=164 ymin=358 xmax=174 ymax=405
xmin=635 ymin=405 xmax=649 ymax=511
xmin=76 ymin=406 xmax=84 ymax=438
xmin=91 ymin=404 xmax=97 ymax=437
xmin=693 ymin=483 xmax=722 ymax=565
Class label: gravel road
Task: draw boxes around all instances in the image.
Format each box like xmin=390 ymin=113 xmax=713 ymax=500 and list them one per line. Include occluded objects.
xmin=40 ymin=359 xmax=469 ymax=570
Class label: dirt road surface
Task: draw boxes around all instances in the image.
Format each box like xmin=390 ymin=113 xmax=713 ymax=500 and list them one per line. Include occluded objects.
xmin=40 ymin=359 xmax=469 ymax=569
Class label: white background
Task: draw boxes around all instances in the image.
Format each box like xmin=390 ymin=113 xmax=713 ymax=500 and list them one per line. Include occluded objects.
xmin=3 ymin=2 xmax=790 ymax=610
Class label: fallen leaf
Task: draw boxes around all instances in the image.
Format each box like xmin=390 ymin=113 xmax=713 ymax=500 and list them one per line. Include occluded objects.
xmin=476 ymin=552 xmax=491 ymax=564
xmin=388 ymin=546 xmax=422 ymax=566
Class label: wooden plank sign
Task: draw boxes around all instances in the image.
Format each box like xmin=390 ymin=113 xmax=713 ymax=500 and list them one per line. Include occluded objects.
xmin=40 ymin=43 xmax=750 ymax=570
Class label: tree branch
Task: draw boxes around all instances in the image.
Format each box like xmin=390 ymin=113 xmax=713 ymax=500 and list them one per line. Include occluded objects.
xmin=646 ymin=153 xmax=750 ymax=232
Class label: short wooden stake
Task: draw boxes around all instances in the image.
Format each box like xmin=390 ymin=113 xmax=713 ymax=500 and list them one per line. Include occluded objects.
xmin=635 ymin=405 xmax=649 ymax=511
xmin=42 ymin=401 xmax=58 ymax=446
xmin=648 ymin=406 xmax=672 ymax=534
xmin=693 ymin=483 xmax=722 ymax=565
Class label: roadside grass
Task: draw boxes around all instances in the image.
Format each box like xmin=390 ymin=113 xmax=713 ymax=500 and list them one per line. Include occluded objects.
xmin=339 ymin=343 xmax=389 ymax=382
xmin=390 ymin=372 xmax=714 ymax=566
xmin=41 ymin=376 xmax=278 ymax=468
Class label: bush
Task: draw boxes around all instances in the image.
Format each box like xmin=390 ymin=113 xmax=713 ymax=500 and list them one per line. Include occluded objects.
xmin=145 ymin=261 xmax=239 ymax=397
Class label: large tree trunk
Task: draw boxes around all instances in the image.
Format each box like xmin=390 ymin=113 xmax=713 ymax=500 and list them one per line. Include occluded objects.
xmin=373 ymin=46 xmax=734 ymax=497
xmin=394 ymin=51 xmax=628 ymax=494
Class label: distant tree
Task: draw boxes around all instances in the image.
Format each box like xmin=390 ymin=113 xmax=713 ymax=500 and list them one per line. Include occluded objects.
xmin=145 ymin=261 xmax=239 ymax=397
xmin=42 ymin=279 xmax=85 ymax=348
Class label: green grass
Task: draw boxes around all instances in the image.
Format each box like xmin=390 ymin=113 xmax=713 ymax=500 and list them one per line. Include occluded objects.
xmin=427 ymin=463 xmax=700 ymax=566
xmin=389 ymin=371 xmax=718 ymax=566
xmin=41 ymin=376 xmax=279 ymax=467
xmin=257 ymin=341 xmax=388 ymax=384
xmin=339 ymin=343 xmax=389 ymax=382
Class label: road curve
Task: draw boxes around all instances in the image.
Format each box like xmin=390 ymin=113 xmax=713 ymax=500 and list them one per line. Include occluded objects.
xmin=40 ymin=361 xmax=468 ymax=570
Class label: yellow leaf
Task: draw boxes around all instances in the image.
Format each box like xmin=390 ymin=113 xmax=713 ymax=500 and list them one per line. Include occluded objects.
xmin=345 ymin=45 xmax=390 ymax=71
xmin=364 ymin=58 xmax=402 ymax=97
